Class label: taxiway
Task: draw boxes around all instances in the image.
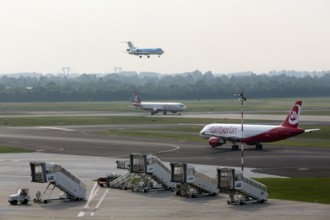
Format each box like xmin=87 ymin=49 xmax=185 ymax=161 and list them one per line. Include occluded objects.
xmin=0 ymin=111 xmax=329 ymax=219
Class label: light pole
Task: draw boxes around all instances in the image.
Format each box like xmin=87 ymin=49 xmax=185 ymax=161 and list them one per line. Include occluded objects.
xmin=235 ymin=91 xmax=246 ymax=172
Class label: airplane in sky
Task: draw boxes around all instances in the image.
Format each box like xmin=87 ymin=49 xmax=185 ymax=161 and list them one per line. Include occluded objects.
xmin=132 ymin=91 xmax=186 ymax=115
xmin=125 ymin=41 xmax=164 ymax=58
xmin=199 ymin=100 xmax=320 ymax=150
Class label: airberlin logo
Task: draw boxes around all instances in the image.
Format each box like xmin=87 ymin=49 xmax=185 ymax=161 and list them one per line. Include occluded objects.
xmin=210 ymin=126 xmax=237 ymax=134
xmin=289 ymin=104 xmax=300 ymax=125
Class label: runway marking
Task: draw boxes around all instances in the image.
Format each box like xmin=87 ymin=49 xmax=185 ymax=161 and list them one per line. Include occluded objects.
xmin=111 ymin=144 xmax=181 ymax=158
xmin=157 ymin=144 xmax=180 ymax=154
xmin=78 ymin=183 xmax=109 ymax=217
xmin=95 ymin=189 xmax=109 ymax=210
xmin=38 ymin=126 xmax=75 ymax=132
xmin=84 ymin=182 xmax=99 ymax=209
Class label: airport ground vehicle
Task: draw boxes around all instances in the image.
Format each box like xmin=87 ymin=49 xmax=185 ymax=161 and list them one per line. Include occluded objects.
xmin=8 ymin=188 xmax=30 ymax=205
xmin=97 ymin=173 xmax=120 ymax=187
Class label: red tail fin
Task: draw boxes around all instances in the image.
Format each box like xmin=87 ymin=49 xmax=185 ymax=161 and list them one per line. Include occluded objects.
xmin=133 ymin=91 xmax=141 ymax=103
xmin=281 ymin=101 xmax=302 ymax=128
xmin=132 ymin=91 xmax=142 ymax=108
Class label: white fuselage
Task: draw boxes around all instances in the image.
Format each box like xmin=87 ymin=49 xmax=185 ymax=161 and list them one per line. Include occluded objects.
xmin=199 ymin=101 xmax=312 ymax=149
xmin=200 ymin=123 xmax=304 ymax=146
xmin=200 ymin=123 xmax=276 ymax=139
xmin=138 ymin=102 xmax=186 ymax=113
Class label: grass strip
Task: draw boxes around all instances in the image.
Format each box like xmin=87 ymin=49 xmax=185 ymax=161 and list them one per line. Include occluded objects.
xmin=0 ymin=146 xmax=32 ymax=153
xmin=257 ymin=178 xmax=330 ymax=204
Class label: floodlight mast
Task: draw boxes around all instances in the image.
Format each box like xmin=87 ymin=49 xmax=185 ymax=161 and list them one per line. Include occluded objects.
xmin=235 ymin=91 xmax=247 ymax=172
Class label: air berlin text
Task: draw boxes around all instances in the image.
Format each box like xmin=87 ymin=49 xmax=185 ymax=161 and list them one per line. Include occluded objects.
xmin=210 ymin=126 xmax=238 ymax=134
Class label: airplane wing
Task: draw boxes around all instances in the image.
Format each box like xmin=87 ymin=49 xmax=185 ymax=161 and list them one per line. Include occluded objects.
xmin=304 ymin=128 xmax=320 ymax=133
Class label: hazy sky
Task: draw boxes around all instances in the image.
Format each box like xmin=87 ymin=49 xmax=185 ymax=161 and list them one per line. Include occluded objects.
xmin=1 ymin=0 xmax=329 ymax=74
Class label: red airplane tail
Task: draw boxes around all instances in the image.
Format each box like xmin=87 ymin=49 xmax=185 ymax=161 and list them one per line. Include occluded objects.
xmin=132 ymin=91 xmax=142 ymax=108
xmin=280 ymin=100 xmax=302 ymax=128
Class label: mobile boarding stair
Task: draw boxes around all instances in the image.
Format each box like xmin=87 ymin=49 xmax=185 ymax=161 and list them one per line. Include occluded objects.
xmin=217 ymin=167 xmax=268 ymax=205
xmin=30 ymin=161 xmax=86 ymax=203
xmin=170 ymin=162 xmax=218 ymax=198
xmin=128 ymin=153 xmax=176 ymax=192
xmin=108 ymin=160 xmax=134 ymax=190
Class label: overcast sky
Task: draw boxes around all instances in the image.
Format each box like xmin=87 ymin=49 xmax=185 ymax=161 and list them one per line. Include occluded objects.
xmin=1 ymin=0 xmax=329 ymax=74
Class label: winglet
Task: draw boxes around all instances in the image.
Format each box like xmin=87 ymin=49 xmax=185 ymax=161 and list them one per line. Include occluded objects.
xmin=281 ymin=101 xmax=302 ymax=128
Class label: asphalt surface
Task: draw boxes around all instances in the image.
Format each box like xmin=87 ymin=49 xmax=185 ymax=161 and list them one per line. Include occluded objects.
xmin=0 ymin=122 xmax=329 ymax=178
xmin=0 ymin=112 xmax=329 ymax=220
xmin=1 ymin=153 xmax=329 ymax=220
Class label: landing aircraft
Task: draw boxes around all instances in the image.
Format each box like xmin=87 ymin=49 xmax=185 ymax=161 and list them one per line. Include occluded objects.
xmin=199 ymin=100 xmax=320 ymax=150
xmin=125 ymin=41 xmax=164 ymax=58
xmin=132 ymin=91 xmax=186 ymax=115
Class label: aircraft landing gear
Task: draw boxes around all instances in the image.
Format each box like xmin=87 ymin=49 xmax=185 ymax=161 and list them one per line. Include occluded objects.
xmin=139 ymin=55 xmax=142 ymax=58
xmin=232 ymin=145 xmax=239 ymax=151
xmin=256 ymin=144 xmax=263 ymax=150
xmin=147 ymin=55 xmax=150 ymax=58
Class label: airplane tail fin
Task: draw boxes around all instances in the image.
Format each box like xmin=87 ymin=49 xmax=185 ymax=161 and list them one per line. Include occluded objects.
xmin=280 ymin=100 xmax=302 ymax=128
xmin=132 ymin=91 xmax=142 ymax=108
xmin=127 ymin=41 xmax=136 ymax=51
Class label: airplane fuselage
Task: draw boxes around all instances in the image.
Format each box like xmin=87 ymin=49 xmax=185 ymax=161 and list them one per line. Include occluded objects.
xmin=200 ymin=101 xmax=318 ymax=150
xmin=134 ymin=101 xmax=186 ymax=115
xmin=200 ymin=123 xmax=305 ymax=145
xmin=126 ymin=41 xmax=164 ymax=57
xmin=129 ymin=48 xmax=164 ymax=56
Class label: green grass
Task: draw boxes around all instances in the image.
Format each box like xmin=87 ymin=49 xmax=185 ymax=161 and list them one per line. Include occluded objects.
xmin=268 ymin=139 xmax=330 ymax=148
xmin=0 ymin=101 xmax=129 ymax=112
xmin=257 ymin=178 xmax=330 ymax=204
xmin=0 ymin=146 xmax=32 ymax=153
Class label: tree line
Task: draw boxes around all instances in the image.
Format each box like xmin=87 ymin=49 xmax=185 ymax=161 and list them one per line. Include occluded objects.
xmin=0 ymin=70 xmax=329 ymax=102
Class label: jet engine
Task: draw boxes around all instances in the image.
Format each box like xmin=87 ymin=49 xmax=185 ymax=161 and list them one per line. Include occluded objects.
xmin=208 ymin=137 xmax=226 ymax=148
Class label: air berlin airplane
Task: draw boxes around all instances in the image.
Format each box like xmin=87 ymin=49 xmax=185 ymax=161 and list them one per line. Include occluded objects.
xmin=132 ymin=91 xmax=186 ymax=115
xmin=199 ymin=101 xmax=320 ymax=150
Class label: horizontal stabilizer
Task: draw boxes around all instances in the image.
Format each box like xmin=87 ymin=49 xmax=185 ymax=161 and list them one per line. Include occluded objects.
xmin=304 ymin=128 xmax=320 ymax=133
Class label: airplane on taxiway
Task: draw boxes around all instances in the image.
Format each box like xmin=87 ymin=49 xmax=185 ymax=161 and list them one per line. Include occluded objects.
xmin=125 ymin=41 xmax=164 ymax=58
xmin=132 ymin=91 xmax=186 ymax=115
xmin=199 ymin=100 xmax=320 ymax=150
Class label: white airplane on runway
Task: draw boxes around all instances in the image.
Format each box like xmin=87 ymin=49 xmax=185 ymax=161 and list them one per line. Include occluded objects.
xmin=125 ymin=41 xmax=164 ymax=58
xmin=200 ymin=100 xmax=320 ymax=150
xmin=132 ymin=91 xmax=186 ymax=115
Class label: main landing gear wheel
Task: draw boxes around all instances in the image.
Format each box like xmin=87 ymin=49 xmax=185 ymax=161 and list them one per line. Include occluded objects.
xmin=232 ymin=145 xmax=239 ymax=151
xmin=256 ymin=144 xmax=263 ymax=150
